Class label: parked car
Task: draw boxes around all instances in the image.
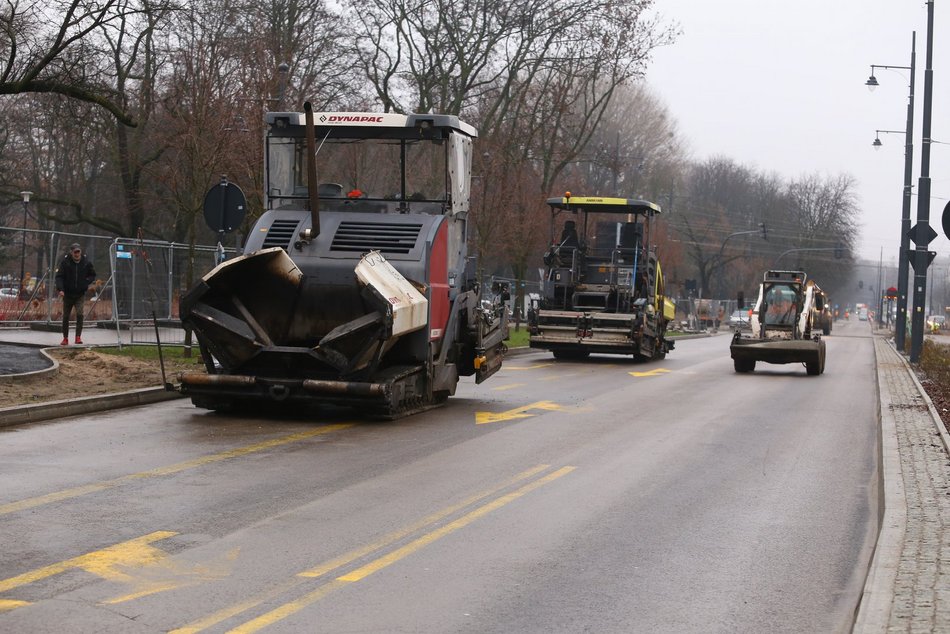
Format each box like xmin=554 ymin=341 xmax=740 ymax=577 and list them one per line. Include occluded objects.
xmin=729 ymin=309 xmax=751 ymax=330
xmin=0 ymin=288 xmax=18 ymax=299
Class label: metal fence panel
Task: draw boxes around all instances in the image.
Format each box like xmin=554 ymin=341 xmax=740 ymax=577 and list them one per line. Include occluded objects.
xmin=111 ymin=239 xmax=233 ymax=345
xmin=0 ymin=227 xmax=115 ymax=327
xmin=0 ymin=227 xmax=233 ymax=347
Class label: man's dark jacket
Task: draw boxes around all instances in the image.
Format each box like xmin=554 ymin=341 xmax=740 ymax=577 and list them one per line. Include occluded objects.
xmin=55 ymin=255 xmax=97 ymax=298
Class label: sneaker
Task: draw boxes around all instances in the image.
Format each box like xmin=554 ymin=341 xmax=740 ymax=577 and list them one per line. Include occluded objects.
xmin=74 ymin=337 xmax=83 ymax=345
xmin=60 ymin=338 xmax=68 ymax=346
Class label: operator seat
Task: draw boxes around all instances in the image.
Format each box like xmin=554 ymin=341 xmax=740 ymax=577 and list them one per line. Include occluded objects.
xmin=559 ymin=220 xmax=580 ymax=249
xmin=318 ymin=183 xmax=344 ymax=197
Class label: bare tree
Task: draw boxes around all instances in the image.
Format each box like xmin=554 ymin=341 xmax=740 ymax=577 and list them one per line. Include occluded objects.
xmin=781 ymin=172 xmax=859 ymax=289
xmin=0 ymin=0 xmax=175 ymax=238
xmin=0 ymin=0 xmax=149 ymax=125
xmin=670 ymin=158 xmax=778 ymax=298
xmin=103 ymin=0 xmax=173 ymax=236
xmin=153 ymin=0 xmax=249 ymax=247
xmin=233 ymin=0 xmax=354 ymax=111
xmin=572 ymin=83 xmax=684 ymax=198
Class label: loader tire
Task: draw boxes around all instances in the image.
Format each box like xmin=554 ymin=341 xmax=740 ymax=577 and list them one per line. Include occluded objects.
xmin=806 ymin=350 xmax=824 ymax=375
xmin=734 ymin=358 xmax=755 ymax=373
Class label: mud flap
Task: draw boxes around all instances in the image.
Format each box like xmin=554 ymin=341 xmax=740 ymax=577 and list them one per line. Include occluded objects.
xmin=475 ymin=310 xmax=508 ymax=384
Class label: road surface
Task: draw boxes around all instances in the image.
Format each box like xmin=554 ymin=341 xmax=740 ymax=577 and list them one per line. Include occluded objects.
xmin=0 ymin=319 xmax=878 ymax=633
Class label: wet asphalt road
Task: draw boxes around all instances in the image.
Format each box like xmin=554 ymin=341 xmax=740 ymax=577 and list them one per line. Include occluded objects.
xmin=0 ymin=344 xmax=53 ymax=374
xmin=0 ymin=321 xmax=878 ymax=633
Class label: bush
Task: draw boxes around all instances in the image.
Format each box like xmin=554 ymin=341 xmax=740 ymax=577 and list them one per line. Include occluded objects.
xmin=920 ymin=339 xmax=950 ymax=385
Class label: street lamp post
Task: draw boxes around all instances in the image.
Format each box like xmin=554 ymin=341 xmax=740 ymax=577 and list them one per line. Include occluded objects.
xmin=866 ymin=31 xmax=915 ymax=352
xmin=909 ymin=2 xmax=937 ymax=363
xmin=872 ymin=129 xmax=906 ymax=149
xmin=711 ymin=224 xmax=767 ymax=297
xmin=717 ymin=224 xmax=767 ymax=260
xmin=18 ymin=190 xmax=32 ymax=299
xmin=771 ymin=246 xmax=841 ymax=268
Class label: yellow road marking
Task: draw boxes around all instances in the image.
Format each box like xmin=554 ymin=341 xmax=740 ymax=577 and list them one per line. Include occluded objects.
xmin=0 ymin=425 xmax=353 ymax=516
xmin=0 ymin=531 xmax=237 ymax=611
xmin=338 ymin=466 xmax=575 ymax=581
xmin=0 ymin=531 xmax=177 ymax=595
xmin=228 ymin=579 xmax=350 ymax=634
xmin=475 ymin=400 xmax=565 ymax=424
xmin=173 ymin=464 xmax=551 ymax=633
xmin=628 ymin=368 xmax=671 ymax=378
xmin=169 ymin=579 xmax=303 ymax=634
xmin=491 ymin=382 xmax=525 ymax=391
xmin=101 ymin=546 xmax=241 ymax=605
xmin=503 ymin=363 xmax=554 ymax=370
xmin=228 ymin=466 xmax=576 ymax=633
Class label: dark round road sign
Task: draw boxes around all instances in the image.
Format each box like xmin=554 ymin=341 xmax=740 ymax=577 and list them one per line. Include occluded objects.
xmin=943 ymin=199 xmax=950 ymax=241
xmin=203 ymin=179 xmax=247 ymax=234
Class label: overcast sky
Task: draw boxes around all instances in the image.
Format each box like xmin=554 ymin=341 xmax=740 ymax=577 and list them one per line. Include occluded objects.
xmin=646 ymin=0 xmax=950 ymax=272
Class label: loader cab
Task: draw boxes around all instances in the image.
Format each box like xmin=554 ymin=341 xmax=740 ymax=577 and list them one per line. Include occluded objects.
xmin=763 ymin=285 xmax=800 ymax=326
xmin=756 ymin=270 xmax=807 ymax=334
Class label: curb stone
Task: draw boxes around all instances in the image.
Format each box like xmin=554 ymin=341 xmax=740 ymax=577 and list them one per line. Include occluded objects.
xmin=0 ymin=387 xmax=185 ymax=428
xmin=0 ymin=343 xmax=59 ymax=384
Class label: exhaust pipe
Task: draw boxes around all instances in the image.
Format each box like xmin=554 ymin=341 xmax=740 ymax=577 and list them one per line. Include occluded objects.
xmin=303 ymin=101 xmax=320 ymax=239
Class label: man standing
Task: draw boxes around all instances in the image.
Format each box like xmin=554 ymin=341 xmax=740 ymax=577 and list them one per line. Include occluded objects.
xmin=55 ymin=243 xmax=96 ymax=345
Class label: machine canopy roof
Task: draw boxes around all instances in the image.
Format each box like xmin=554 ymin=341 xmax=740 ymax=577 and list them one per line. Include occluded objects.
xmin=545 ymin=196 xmax=661 ymax=216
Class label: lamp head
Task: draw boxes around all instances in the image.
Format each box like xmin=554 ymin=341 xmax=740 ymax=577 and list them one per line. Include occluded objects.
xmin=20 ymin=191 xmax=32 ymax=203
xmin=872 ymin=137 xmax=883 ymax=150
xmin=865 ymin=75 xmax=879 ymax=91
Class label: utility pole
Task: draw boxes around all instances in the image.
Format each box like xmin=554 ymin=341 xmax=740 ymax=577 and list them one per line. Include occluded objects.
xmin=909 ymin=2 xmax=938 ymax=363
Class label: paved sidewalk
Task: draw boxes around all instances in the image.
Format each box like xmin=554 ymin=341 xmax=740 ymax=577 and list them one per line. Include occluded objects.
xmin=854 ymin=334 xmax=950 ymax=632
xmin=0 ymin=324 xmax=141 ymax=348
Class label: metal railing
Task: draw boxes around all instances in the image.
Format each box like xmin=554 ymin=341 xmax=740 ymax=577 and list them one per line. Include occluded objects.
xmin=0 ymin=227 xmax=235 ymax=346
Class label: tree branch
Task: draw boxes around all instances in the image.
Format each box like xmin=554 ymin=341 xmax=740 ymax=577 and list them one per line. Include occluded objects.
xmin=0 ymin=80 xmax=137 ymax=126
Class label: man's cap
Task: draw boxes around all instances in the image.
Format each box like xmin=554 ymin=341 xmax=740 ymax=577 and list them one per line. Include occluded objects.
xmin=70 ymin=243 xmax=81 ymax=252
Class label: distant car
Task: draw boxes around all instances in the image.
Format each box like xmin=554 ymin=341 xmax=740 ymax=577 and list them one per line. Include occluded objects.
xmin=0 ymin=288 xmax=18 ymax=299
xmin=926 ymin=315 xmax=947 ymax=332
xmin=729 ymin=309 xmax=751 ymax=329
